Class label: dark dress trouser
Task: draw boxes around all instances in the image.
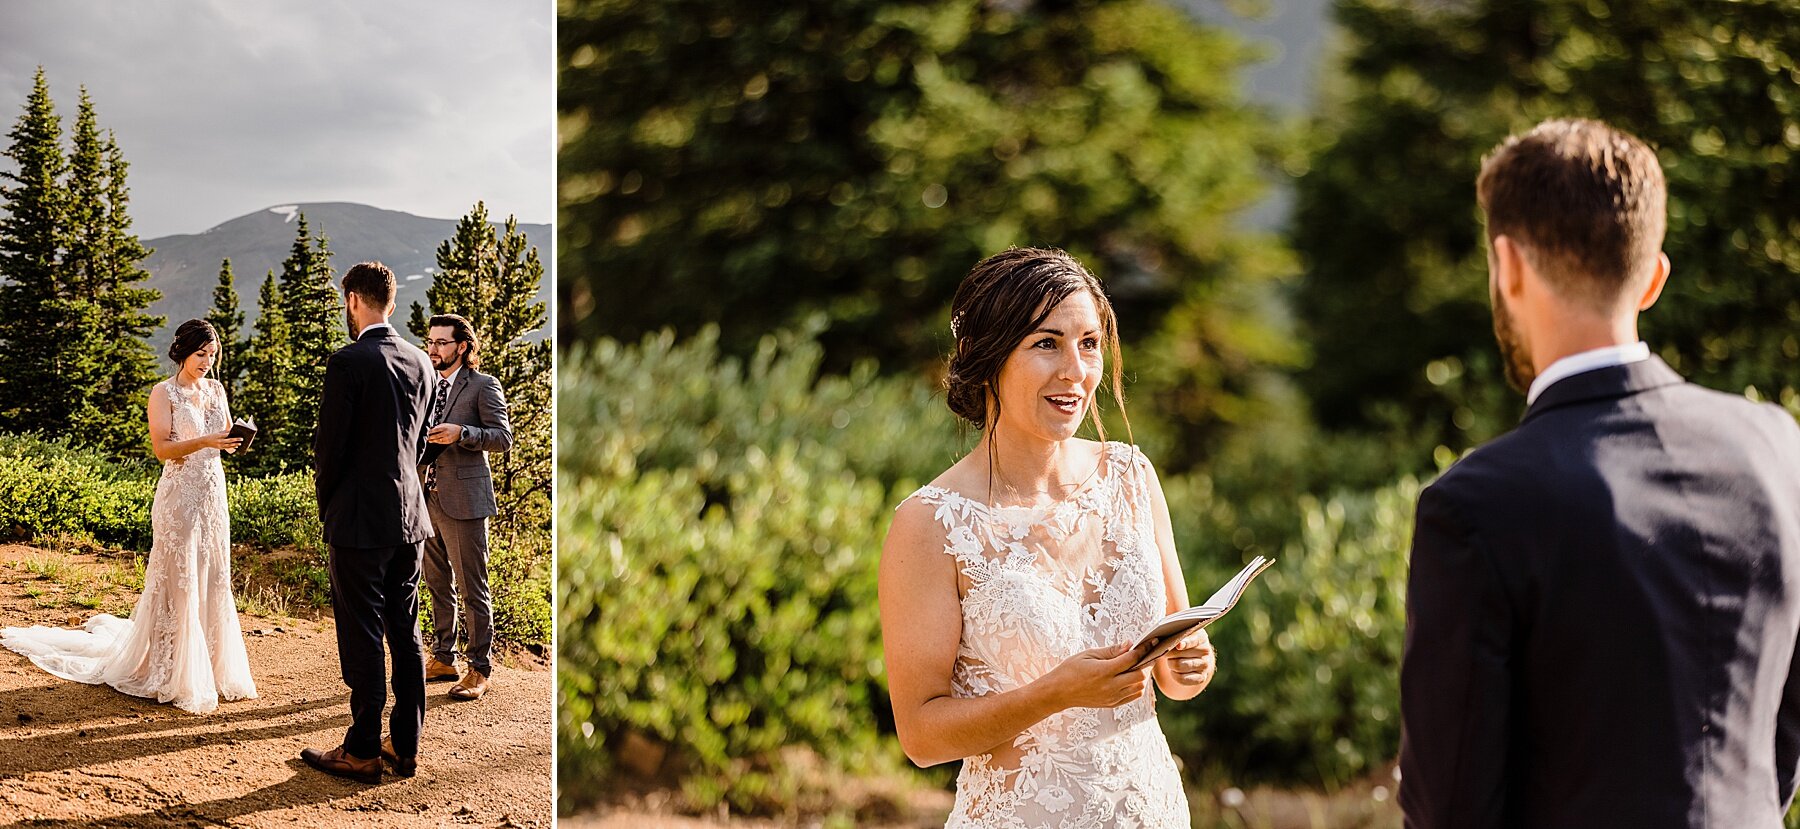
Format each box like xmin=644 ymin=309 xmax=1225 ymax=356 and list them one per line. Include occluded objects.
xmin=328 ymin=542 xmax=427 ymax=760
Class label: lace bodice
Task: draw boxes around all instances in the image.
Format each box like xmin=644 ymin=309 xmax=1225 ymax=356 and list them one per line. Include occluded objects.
xmin=906 ymin=442 xmax=1190 ymax=828
xmin=162 ymin=377 xmax=227 ymax=479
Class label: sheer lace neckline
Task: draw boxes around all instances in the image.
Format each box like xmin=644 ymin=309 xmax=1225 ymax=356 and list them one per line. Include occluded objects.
xmin=167 ymin=377 xmax=208 ymax=397
xmin=921 ymin=441 xmax=1121 ymax=519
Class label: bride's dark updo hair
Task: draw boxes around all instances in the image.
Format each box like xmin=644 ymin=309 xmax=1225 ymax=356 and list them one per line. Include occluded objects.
xmin=945 ymin=247 xmax=1129 ymax=440
xmin=169 ymin=319 xmax=218 ymax=365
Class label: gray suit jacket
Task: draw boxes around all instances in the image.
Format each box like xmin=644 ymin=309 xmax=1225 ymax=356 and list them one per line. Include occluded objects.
xmin=424 ymin=367 xmax=513 ymax=521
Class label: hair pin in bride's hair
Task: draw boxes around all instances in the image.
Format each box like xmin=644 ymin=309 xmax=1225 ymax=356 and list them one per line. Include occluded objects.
xmin=950 ymin=313 xmax=963 ymax=339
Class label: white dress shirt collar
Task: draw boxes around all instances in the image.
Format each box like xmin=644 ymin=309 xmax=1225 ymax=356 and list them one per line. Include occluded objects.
xmin=1527 ymin=341 xmax=1651 ymax=405
xmin=357 ymin=321 xmax=394 ymax=340
xmin=437 ymin=366 xmax=462 ymax=388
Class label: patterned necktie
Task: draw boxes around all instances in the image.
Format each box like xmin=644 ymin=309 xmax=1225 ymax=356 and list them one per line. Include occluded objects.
xmin=426 ymin=377 xmax=449 ymax=491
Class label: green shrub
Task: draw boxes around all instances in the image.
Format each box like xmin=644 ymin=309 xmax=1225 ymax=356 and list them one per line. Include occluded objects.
xmin=228 ymin=471 xmax=325 ymax=552
xmin=560 ymin=329 xmax=931 ymax=812
xmin=0 ymin=433 xmax=156 ymax=548
xmin=558 ymin=324 xmax=967 ymax=488
xmin=491 ymin=532 xmax=553 ymax=649
xmin=1159 ymin=477 xmax=1416 ymax=786
xmin=0 ymin=431 xmax=550 ymax=648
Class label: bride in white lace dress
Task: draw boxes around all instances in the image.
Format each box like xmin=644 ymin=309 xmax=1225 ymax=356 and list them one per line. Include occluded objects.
xmin=1 ymin=319 xmax=257 ymax=714
xmin=881 ymin=249 xmax=1217 ymax=828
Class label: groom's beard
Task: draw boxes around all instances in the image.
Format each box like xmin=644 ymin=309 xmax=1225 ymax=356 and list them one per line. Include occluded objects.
xmin=1491 ymin=287 xmax=1536 ymax=394
xmin=345 ymin=308 xmax=361 ymax=339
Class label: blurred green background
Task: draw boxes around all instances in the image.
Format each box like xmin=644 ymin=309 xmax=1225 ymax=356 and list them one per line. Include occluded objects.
xmin=557 ymin=0 xmax=1800 ymax=824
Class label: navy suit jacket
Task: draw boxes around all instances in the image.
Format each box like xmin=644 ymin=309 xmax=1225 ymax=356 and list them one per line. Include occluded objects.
xmin=312 ymin=325 xmax=435 ymax=548
xmin=1400 ymin=357 xmax=1800 ymax=828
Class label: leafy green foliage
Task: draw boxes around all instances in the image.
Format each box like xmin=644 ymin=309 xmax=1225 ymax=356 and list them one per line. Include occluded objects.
xmin=490 ymin=533 xmax=553 ymax=650
xmin=1161 ymin=475 xmax=1417 ymax=787
xmin=559 ymin=0 xmax=1297 ymax=460
xmin=558 ymin=328 xmax=964 ymax=812
xmin=227 ymin=471 xmax=325 ymax=553
xmin=1292 ymin=0 xmax=1800 ymax=465
xmin=85 ymin=126 xmax=163 ymax=457
xmin=0 ymin=433 xmax=154 ymax=549
xmin=0 ymin=431 xmax=549 ymax=646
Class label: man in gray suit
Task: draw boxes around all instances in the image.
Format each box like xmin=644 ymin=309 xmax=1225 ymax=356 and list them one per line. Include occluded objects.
xmin=419 ymin=313 xmax=513 ymax=701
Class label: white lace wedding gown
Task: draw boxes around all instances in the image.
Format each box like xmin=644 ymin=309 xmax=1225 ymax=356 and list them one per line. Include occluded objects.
xmin=906 ymin=442 xmax=1190 ymax=828
xmin=1 ymin=377 xmax=257 ymax=714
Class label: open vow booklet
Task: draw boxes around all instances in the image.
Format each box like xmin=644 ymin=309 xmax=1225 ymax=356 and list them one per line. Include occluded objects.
xmin=226 ymin=417 xmax=257 ymax=452
xmin=1129 ymin=555 xmax=1275 ymax=671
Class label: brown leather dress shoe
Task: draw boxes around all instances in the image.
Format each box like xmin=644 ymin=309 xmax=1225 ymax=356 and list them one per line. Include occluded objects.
xmin=380 ymin=736 xmax=417 ymax=778
xmin=448 ymin=669 xmax=489 ymax=701
xmin=424 ymin=656 xmax=460 ymax=682
xmin=300 ymin=744 xmax=381 ymax=784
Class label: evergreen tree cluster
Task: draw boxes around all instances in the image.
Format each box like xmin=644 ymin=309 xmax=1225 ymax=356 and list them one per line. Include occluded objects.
xmin=406 ymin=201 xmax=553 ymax=542
xmin=558 ymin=0 xmax=1296 ymax=466
xmin=209 ymin=202 xmax=551 ymax=517
xmin=1291 ymin=0 xmax=1800 ymax=466
xmin=0 ymin=68 xmax=162 ymax=458
xmin=224 ymin=214 xmax=342 ymax=475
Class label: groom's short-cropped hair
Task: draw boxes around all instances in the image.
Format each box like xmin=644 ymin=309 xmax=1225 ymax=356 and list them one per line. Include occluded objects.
xmin=1476 ymin=118 xmax=1667 ymax=312
xmin=342 ymin=261 xmax=397 ymax=307
xmin=428 ymin=313 xmax=481 ymax=370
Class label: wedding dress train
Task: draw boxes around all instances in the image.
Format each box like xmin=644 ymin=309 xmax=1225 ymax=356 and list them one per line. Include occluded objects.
xmin=1 ymin=377 xmax=257 ymax=714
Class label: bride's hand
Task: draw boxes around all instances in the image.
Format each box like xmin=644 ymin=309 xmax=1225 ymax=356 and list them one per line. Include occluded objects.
xmin=1039 ymin=642 xmax=1153 ymax=710
xmin=201 ymin=430 xmax=243 ymax=453
xmin=1161 ymin=628 xmax=1216 ymax=690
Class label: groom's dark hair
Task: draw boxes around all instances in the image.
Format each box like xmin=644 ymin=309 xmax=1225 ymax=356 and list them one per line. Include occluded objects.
xmin=342 ymin=261 xmax=397 ymax=307
xmin=1477 ymin=118 xmax=1667 ymax=312
xmin=428 ymin=313 xmax=481 ymax=370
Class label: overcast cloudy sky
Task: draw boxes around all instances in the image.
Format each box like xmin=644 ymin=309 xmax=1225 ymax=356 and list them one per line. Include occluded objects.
xmin=0 ymin=0 xmax=552 ymax=239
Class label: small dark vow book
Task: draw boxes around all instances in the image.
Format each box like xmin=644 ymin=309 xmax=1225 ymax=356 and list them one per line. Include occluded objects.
xmin=227 ymin=417 xmax=257 ymax=452
xmin=420 ymin=442 xmax=448 ymax=467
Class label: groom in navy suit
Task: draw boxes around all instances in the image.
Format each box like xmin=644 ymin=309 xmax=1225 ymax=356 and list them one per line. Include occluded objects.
xmin=1400 ymin=119 xmax=1800 ymax=827
xmin=303 ymin=261 xmax=435 ymax=783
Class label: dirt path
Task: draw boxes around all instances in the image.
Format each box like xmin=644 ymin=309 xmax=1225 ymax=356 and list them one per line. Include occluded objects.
xmin=0 ymin=544 xmax=552 ymax=828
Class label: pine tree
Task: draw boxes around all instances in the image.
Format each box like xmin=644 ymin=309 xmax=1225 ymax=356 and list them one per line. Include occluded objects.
xmin=54 ymin=87 xmax=109 ymax=444
xmin=238 ymin=270 xmax=293 ymax=474
xmin=1292 ymin=0 xmax=1800 ymax=462
xmin=416 ymin=202 xmax=551 ymax=539
xmin=0 ymin=68 xmax=70 ymax=434
xmin=274 ymin=213 xmax=342 ymax=460
xmin=206 ymin=258 xmax=245 ymax=402
xmin=84 ymin=128 xmax=163 ymax=457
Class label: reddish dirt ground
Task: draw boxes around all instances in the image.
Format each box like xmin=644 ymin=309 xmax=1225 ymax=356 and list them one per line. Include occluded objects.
xmin=0 ymin=543 xmax=553 ymax=827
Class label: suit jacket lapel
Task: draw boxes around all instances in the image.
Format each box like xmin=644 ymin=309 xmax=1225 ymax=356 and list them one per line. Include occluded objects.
xmin=445 ymin=368 xmax=473 ymax=415
xmin=1519 ymin=355 xmax=1686 ymax=426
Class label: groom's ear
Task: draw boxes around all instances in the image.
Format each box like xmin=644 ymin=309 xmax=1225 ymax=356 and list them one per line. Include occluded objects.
xmin=1636 ymin=252 xmax=1671 ymax=312
xmin=1491 ymin=234 xmax=1530 ymax=302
